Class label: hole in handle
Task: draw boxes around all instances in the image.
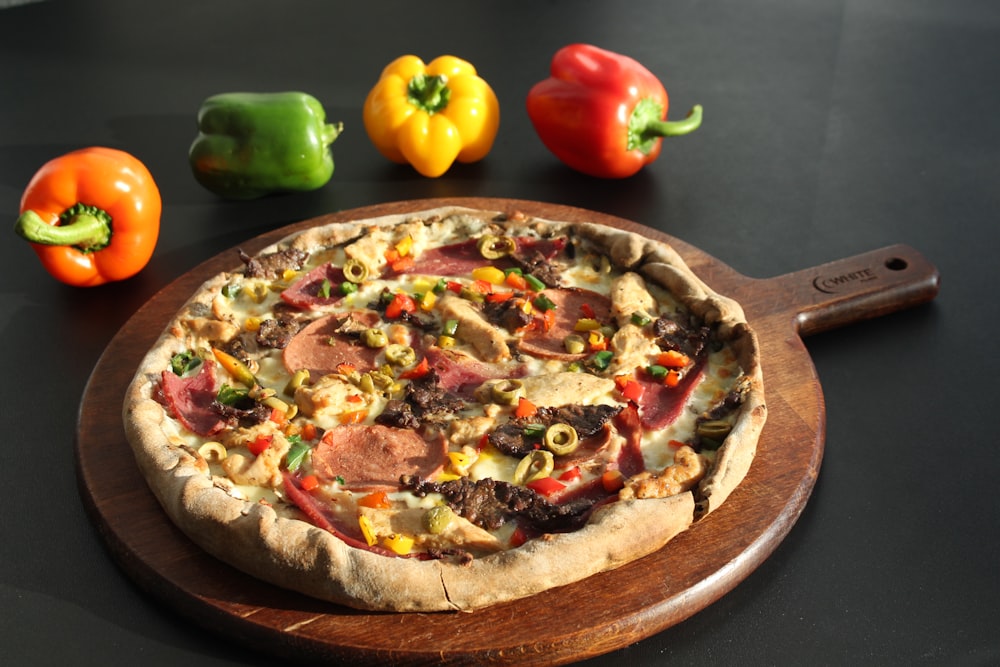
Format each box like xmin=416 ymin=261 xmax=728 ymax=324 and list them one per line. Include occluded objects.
xmin=885 ymin=257 xmax=908 ymax=271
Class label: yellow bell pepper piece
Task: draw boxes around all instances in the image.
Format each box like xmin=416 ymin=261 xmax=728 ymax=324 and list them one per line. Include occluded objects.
xmin=363 ymin=55 xmax=500 ymax=177
xmin=381 ymin=532 xmax=415 ymax=555
xmin=358 ymin=515 xmax=378 ymax=547
xmin=471 ymin=265 xmax=506 ymax=285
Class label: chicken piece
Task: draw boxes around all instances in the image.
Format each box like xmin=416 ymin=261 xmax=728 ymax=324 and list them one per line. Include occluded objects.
xmin=517 ymin=371 xmax=616 ymax=407
xmin=180 ymin=316 xmax=240 ymax=344
xmin=344 ymin=220 xmax=428 ymax=275
xmin=437 ymin=293 xmax=510 ymax=362
xmin=620 ymin=446 xmax=708 ymax=499
xmin=294 ymin=374 xmax=371 ymax=419
xmin=608 ymin=323 xmax=661 ymax=374
xmin=448 ymin=416 xmax=497 ymax=447
xmin=609 ymin=272 xmax=658 ymax=328
xmin=220 ymin=424 xmax=292 ymax=488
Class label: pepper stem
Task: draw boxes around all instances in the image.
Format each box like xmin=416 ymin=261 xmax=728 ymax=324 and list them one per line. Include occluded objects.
xmin=644 ymin=104 xmax=704 ymax=138
xmin=407 ymin=73 xmax=451 ymax=114
xmin=628 ymin=100 xmax=704 ymax=154
xmin=323 ymin=121 xmax=344 ymax=148
xmin=15 ymin=207 xmax=112 ymax=254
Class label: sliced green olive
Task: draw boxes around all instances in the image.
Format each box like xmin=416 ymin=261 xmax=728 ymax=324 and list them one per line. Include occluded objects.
xmin=423 ymin=505 xmax=455 ymax=535
xmin=513 ymin=450 xmax=554 ymax=485
xmin=477 ymin=234 xmax=517 ymax=259
xmin=696 ymin=420 xmax=732 ymax=440
xmin=563 ymin=334 xmax=586 ymax=355
xmin=358 ymin=373 xmax=376 ymax=394
xmin=490 ymin=379 xmax=524 ymax=405
xmin=544 ymin=423 xmax=579 ymax=456
xmin=360 ymin=327 xmax=388 ymax=348
xmin=343 ymin=258 xmax=369 ymax=283
xmin=283 ymin=368 xmax=310 ymax=396
xmin=368 ymin=370 xmax=395 ymax=390
xmin=385 ymin=343 xmax=416 ymax=366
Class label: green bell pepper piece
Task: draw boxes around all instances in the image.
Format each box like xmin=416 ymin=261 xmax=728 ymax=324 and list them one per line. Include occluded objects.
xmin=189 ymin=91 xmax=343 ymax=200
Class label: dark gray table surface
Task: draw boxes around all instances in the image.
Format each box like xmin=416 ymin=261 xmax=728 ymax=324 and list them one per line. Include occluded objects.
xmin=2 ymin=0 xmax=997 ymax=664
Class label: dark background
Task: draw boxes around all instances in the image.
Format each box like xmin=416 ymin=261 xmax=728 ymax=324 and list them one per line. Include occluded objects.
xmin=1 ymin=0 xmax=997 ymax=664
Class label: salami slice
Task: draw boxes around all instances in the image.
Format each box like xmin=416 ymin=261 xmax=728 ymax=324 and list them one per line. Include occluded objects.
xmin=311 ymin=424 xmax=447 ymax=490
xmin=519 ymin=288 xmax=612 ymax=360
xmin=282 ymin=311 xmax=381 ymax=379
xmin=280 ymin=262 xmax=346 ymax=310
xmin=390 ymin=237 xmax=567 ymax=277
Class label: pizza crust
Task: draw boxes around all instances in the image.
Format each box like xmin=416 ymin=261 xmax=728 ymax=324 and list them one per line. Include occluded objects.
xmin=123 ymin=205 xmax=765 ymax=612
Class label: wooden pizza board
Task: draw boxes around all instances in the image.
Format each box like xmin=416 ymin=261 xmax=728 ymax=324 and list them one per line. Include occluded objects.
xmin=76 ymin=198 xmax=940 ymax=665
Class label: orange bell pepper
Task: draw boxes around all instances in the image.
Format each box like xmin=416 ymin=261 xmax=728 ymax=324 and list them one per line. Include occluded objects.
xmin=363 ymin=55 xmax=500 ymax=177
xmin=14 ymin=147 xmax=161 ymax=287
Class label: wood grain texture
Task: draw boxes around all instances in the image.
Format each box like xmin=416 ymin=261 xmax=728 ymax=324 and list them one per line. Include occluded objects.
xmin=75 ymin=198 xmax=939 ymax=665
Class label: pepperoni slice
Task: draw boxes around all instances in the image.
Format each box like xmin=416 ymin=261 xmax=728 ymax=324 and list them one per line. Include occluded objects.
xmin=280 ymin=262 xmax=346 ymax=310
xmin=518 ymin=288 xmax=612 ymax=360
xmin=311 ymin=424 xmax=447 ymax=490
xmin=282 ymin=311 xmax=381 ymax=379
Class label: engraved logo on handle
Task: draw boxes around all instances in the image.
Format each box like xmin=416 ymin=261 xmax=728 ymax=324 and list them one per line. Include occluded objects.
xmin=812 ymin=267 xmax=877 ymax=294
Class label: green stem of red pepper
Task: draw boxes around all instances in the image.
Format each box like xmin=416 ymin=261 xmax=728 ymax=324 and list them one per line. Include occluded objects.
xmin=628 ymin=101 xmax=703 ymax=154
xmin=14 ymin=203 xmax=112 ymax=253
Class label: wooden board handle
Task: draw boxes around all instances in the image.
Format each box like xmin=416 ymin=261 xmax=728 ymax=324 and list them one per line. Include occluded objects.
xmin=767 ymin=244 xmax=940 ymax=337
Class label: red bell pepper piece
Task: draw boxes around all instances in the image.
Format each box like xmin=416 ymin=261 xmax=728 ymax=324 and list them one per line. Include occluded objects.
xmin=248 ymin=434 xmax=273 ymax=456
xmin=526 ymin=476 xmax=566 ymax=497
xmin=399 ymin=356 xmax=430 ymax=379
xmin=385 ymin=292 xmax=417 ymax=319
xmin=558 ymin=466 xmax=582 ymax=482
xmin=526 ymin=44 xmax=703 ymax=178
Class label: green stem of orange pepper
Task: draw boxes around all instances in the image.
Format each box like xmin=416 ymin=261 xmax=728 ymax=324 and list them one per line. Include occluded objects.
xmin=15 ymin=204 xmax=112 ymax=253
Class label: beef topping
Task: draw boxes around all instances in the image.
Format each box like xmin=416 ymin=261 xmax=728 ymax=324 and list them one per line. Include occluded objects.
xmin=401 ymin=475 xmax=598 ymax=533
xmin=404 ymin=370 xmax=465 ymax=416
xmin=374 ymin=399 xmax=421 ymax=429
xmin=653 ymin=313 xmax=712 ymax=358
xmin=488 ymin=404 xmax=622 ymax=457
xmin=240 ymin=247 xmax=308 ymax=280
xmin=482 ymin=296 xmax=533 ymax=333
xmin=255 ymin=312 xmax=307 ymax=349
xmin=211 ymin=395 xmax=272 ymax=428
xmin=510 ymin=248 xmax=562 ymax=288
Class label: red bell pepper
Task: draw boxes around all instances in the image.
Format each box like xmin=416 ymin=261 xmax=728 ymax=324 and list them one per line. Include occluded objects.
xmin=526 ymin=44 xmax=702 ymax=178
xmin=526 ymin=476 xmax=566 ymax=497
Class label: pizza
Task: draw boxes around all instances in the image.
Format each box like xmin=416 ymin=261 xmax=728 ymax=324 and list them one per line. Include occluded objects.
xmin=122 ymin=205 xmax=766 ymax=612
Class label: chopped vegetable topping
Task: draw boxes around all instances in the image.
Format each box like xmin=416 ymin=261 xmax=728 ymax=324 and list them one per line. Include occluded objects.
xmin=170 ymin=351 xmax=202 ymax=376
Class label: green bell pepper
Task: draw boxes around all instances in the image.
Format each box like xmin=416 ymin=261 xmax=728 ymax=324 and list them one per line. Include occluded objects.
xmin=189 ymin=91 xmax=343 ymax=200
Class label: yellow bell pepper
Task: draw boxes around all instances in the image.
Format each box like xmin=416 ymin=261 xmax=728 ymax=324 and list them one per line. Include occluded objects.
xmin=363 ymin=55 xmax=500 ymax=177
